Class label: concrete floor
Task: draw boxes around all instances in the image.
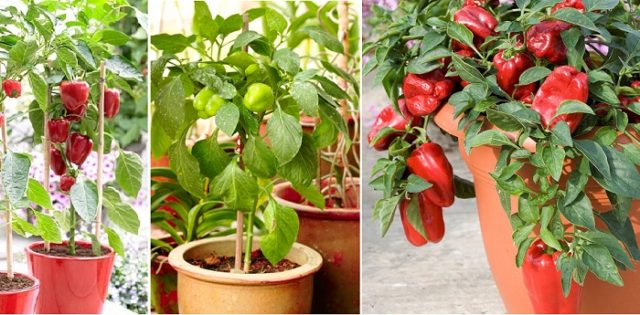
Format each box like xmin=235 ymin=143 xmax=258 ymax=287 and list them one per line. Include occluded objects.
xmin=361 ymin=74 xmax=505 ymax=314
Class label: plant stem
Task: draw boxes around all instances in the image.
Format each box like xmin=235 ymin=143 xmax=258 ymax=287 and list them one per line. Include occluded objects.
xmin=68 ymin=205 xmax=76 ymax=256
xmin=95 ymin=62 xmax=106 ymax=241
xmin=1 ymin=108 xmax=12 ymax=279
xmin=243 ymin=206 xmax=256 ymax=273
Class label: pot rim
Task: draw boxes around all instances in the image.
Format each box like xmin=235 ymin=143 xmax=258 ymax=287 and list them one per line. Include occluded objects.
xmin=0 ymin=271 xmax=40 ymax=295
xmin=26 ymin=240 xmax=115 ymax=261
xmin=271 ymin=179 xmax=361 ymax=221
xmin=168 ymin=236 xmax=323 ymax=286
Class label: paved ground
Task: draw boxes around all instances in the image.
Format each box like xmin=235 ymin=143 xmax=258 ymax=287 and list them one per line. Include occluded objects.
xmin=361 ymin=74 xmax=505 ymax=314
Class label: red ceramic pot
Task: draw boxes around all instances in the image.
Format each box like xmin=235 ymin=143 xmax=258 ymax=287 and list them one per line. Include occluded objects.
xmin=0 ymin=272 xmax=39 ymax=314
xmin=272 ymin=178 xmax=361 ymax=314
xmin=151 ymin=252 xmax=178 ymax=314
xmin=25 ymin=241 xmax=115 ymax=314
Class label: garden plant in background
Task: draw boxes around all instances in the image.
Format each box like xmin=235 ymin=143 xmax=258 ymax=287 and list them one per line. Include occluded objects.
xmin=151 ymin=1 xmax=356 ymax=313
xmin=0 ymin=0 xmax=145 ymax=314
xmin=366 ymin=0 xmax=640 ymax=313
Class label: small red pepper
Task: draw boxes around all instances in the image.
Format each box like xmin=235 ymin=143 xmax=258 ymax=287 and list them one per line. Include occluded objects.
xmin=60 ymin=81 xmax=90 ymax=112
xmin=104 ymin=88 xmax=121 ymax=119
xmin=552 ymin=0 xmax=585 ymax=12
xmin=66 ymin=132 xmax=93 ymax=166
xmin=59 ymin=175 xmax=76 ymax=192
xmin=2 ymin=80 xmax=21 ymax=98
xmin=65 ymin=103 xmax=87 ymax=122
xmin=399 ymin=192 xmax=445 ymax=246
xmin=526 ymin=21 xmax=573 ymax=64
xmin=631 ymin=81 xmax=640 ymax=89
xmin=47 ymin=119 xmax=70 ymax=143
xmin=532 ymin=66 xmax=588 ymax=132
xmin=402 ymin=70 xmax=455 ymax=116
xmin=522 ymin=239 xmax=582 ymax=313
xmin=368 ymin=99 xmax=421 ymax=151
xmin=50 ymin=147 xmax=67 ymax=176
xmin=406 ymin=142 xmax=455 ymax=207
xmin=493 ymin=50 xmax=537 ymax=103
xmin=453 ymin=6 xmax=498 ymax=39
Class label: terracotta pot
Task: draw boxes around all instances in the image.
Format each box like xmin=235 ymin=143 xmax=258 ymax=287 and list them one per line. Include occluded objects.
xmin=272 ymin=179 xmax=361 ymax=314
xmin=25 ymin=241 xmax=115 ymax=314
xmin=0 ymin=272 xmax=39 ymax=314
xmin=168 ymin=236 xmax=322 ymax=314
xmin=433 ymin=103 xmax=640 ymax=313
xmin=151 ymin=252 xmax=178 ymax=314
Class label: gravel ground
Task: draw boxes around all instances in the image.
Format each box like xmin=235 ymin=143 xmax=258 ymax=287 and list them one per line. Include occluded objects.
xmin=361 ymin=74 xmax=505 ymax=314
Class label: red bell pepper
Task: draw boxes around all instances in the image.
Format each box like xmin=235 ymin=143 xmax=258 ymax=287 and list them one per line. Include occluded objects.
xmin=552 ymin=0 xmax=585 ymax=12
xmin=631 ymin=81 xmax=640 ymax=89
xmin=47 ymin=119 xmax=70 ymax=143
xmin=399 ymin=192 xmax=446 ymax=246
xmin=399 ymin=197 xmax=428 ymax=246
xmin=531 ymin=66 xmax=588 ymax=132
xmin=65 ymin=103 xmax=87 ymax=122
xmin=454 ymin=6 xmax=498 ymax=39
xmin=522 ymin=239 xmax=582 ymax=314
xmin=526 ymin=21 xmax=573 ymax=64
xmin=402 ymin=70 xmax=455 ymax=116
xmin=406 ymin=142 xmax=455 ymax=207
xmin=59 ymin=175 xmax=76 ymax=192
xmin=367 ymin=99 xmax=421 ymax=151
xmin=60 ymin=81 xmax=90 ymax=112
xmin=104 ymin=88 xmax=121 ymax=119
xmin=50 ymin=147 xmax=67 ymax=176
xmin=2 ymin=80 xmax=21 ymax=98
xmin=66 ymin=132 xmax=93 ymax=166
xmin=493 ymin=50 xmax=537 ymax=103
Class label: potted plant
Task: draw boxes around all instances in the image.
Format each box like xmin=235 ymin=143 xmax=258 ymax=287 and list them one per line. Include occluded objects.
xmin=366 ymin=0 xmax=640 ymax=313
xmin=268 ymin=1 xmax=362 ymax=313
xmin=0 ymin=1 xmax=146 ymax=313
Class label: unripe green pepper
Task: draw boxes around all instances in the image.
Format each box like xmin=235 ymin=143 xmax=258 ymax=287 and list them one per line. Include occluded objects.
xmin=243 ymin=83 xmax=274 ymax=112
xmin=194 ymin=87 xmax=215 ymax=111
xmin=205 ymin=95 xmax=225 ymax=116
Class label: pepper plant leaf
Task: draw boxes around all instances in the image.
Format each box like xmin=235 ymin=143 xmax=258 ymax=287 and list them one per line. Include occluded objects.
xmin=260 ymin=199 xmax=300 ymax=265
xmin=115 ymin=150 xmax=144 ymax=198
xmin=2 ymin=152 xmax=31 ymax=206
xmin=211 ymin=160 xmax=259 ymax=213
xmin=70 ymin=180 xmax=98 ymax=222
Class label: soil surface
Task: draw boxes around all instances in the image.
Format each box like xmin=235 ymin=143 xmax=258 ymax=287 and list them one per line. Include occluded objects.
xmin=33 ymin=244 xmax=109 ymax=257
xmin=189 ymin=250 xmax=299 ymax=273
xmin=0 ymin=274 xmax=35 ymax=292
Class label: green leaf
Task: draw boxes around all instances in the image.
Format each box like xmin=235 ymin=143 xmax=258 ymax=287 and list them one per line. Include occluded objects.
xmin=267 ymin=108 xmax=303 ymax=164
xmin=169 ymin=128 xmax=205 ymax=199
xmin=574 ymin=140 xmax=610 ymax=179
xmin=105 ymin=226 xmax=125 ymax=257
xmin=219 ymin=14 xmax=242 ymax=36
xmin=223 ymin=51 xmax=256 ymax=70
xmin=582 ymin=244 xmax=624 ymax=286
xmin=28 ymin=72 xmax=48 ymax=112
xmin=291 ymin=82 xmax=319 ymax=116
xmin=581 ymin=230 xmax=634 ymax=270
xmin=155 ymin=76 xmax=185 ymax=138
xmin=406 ymin=174 xmax=432 ymax=193
xmin=260 ymin=199 xmax=299 ymax=265
xmin=468 ymin=130 xmax=518 ymax=149
xmin=33 ymin=211 xmax=61 ymax=243
xmin=291 ymin=182 xmax=325 ymax=209
xmin=551 ymin=121 xmax=573 ymax=147
xmin=264 ymin=8 xmax=287 ymax=35
xmin=244 ymin=136 xmax=277 ymax=178
xmin=115 ymin=150 xmax=144 ymax=198
xmin=555 ymin=100 xmax=595 ymax=117
xmin=211 ymin=161 xmax=259 ymax=212
xmin=215 ymin=102 xmax=240 ymax=136
xmin=556 ymin=253 xmax=577 ymax=297
xmin=93 ymin=29 xmax=131 ymax=45
xmin=373 ymin=195 xmax=402 ymax=237
xmin=2 ymin=152 xmax=31 ymax=206
xmin=406 ymin=197 xmax=427 ymax=238
xmin=553 ymin=8 xmax=599 ymax=32
xmin=278 ymin=134 xmax=317 ymax=186
xmin=273 ymin=48 xmax=300 ymax=74
xmin=451 ymin=53 xmax=484 ymax=84
xmin=13 ymin=216 xmax=39 ymax=238
xmin=301 ymin=26 xmax=343 ymax=53
xmin=27 ymin=179 xmax=52 ymax=209
xmin=105 ymin=56 xmax=143 ymax=81
xmin=193 ymin=1 xmax=218 ymax=40
xmin=558 ymin=193 xmax=595 ymax=230
xmin=583 ymin=0 xmax=618 ymax=11
xmin=231 ymin=31 xmax=263 ymax=50
xmin=151 ymin=34 xmax=193 ymax=54
xmin=591 ymin=145 xmax=640 ymax=199
xmin=540 ymin=228 xmax=563 ymax=251
xmin=447 ymin=22 xmax=474 ymax=50
xmin=518 ymin=67 xmax=551 ymax=85
xmin=191 ymin=134 xmax=231 ymax=179
xmin=598 ymin=211 xmax=640 ymax=260
xmin=70 ymin=180 xmax=98 ymax=222
xmin=544 ymin=146 xmax=566 ymax=181
xmin=516 ymin=238 xmax=535 ymax=267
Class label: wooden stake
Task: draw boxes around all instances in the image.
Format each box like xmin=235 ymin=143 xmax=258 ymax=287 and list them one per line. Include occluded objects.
xmin=2 ymin=106 xmax=12 ymax=279
xmin=95 ymin=62 xmax=106 ymax=240
xmin=337 ymin=0 xmax=350 ymax=116
xmin=43 ymin=86 xmax=51 ymax=252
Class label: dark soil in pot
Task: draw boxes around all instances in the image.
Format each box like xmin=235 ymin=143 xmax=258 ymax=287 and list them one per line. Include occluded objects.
xmin=188 ymin=250 xmax=299 ymax=273
xmin=0 ymin=274 xmax=35 ymax=292
xmin=33 ymin=244 xmax=110 ymax=257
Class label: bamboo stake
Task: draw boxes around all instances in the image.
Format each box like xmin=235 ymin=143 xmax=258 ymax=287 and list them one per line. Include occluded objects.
xmin=95 ymin=62 xmax=106 ymax=240
xmin=2 ymin=105 xmax=12 ymax=279
xmin=43 ymin=86 xmax=51 ymax=251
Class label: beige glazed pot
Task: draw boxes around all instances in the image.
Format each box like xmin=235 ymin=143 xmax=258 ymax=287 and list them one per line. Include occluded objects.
xmin=433 ymin=103 xmax=640 ymax=313
xmin=168 ymin=236 xmax=322 ymax=314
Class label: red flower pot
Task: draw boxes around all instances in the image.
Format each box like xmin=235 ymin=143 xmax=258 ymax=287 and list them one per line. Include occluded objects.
xmin=0 ymin=272 xmax=39 ymax=314
xmin=151 ymin=252 xmax=178 ymax=314
xmin=25 ymin=241 xmax=115 ymax=314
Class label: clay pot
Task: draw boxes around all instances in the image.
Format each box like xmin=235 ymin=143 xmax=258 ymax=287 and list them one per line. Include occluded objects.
xmin=272 ymin=179 xmax=361 ymax=314
xmin=168 ymin=236 xmax=322 ymax=314
xmin=151 ymin=251 xmax=178 ymax=314
xmin=25 ymin=241 xmax=115 ymax=314
xmin=0 ymin=272 xmax=39 ymax=314
xmin=433 ymin=103 xmax=640 ymax=313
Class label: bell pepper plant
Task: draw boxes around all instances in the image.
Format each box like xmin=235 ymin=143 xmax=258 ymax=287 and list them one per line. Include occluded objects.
xmin=151 ymin=2 xmax=351 ymax=272
xmin=366 ymin=0 xmax=640 ymax=310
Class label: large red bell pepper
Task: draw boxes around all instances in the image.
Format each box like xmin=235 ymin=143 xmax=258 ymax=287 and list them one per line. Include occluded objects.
xmin=60 ymin=81 xmax=90 ymax=112
xmin=47 ymin=118 xmax=70 ymax=143
xmin=399 ymin=192 xmax=445 ymax=246
xmin=454 ymin=6 xmax=498 ymax=39
xmin=66 ymin=132 xmax=93 ymax=166
xmin=531 ymin=66 xmax=588 ymax=132
xmin=402 ymin=70 xmax=455 ymax=116
xmin=522 ymin=239 xmax=582 ymax=314
xmin=50 ymin=147 xmax=67 ymax=176
xmin=2 ymin=79 xmax=21 ymax=98
xmin=406 ymin=142 xmax=455 ymax=207
xmin=493 ymin=50 xmax=537 ymax=103
xmin=367 ymin=99 xmax=421 ymax=151
xmin=526 ymin=21 xmax=573 ymax=64
xmin=65 ymin=103 xmax=86 ymax=122
xmin=552 ymin=0 xmax=585 ymax=12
